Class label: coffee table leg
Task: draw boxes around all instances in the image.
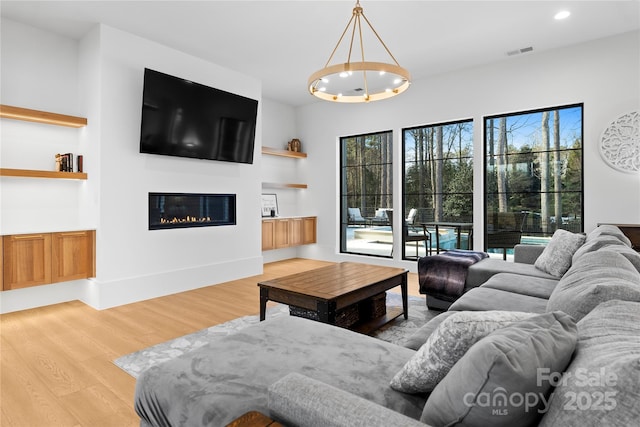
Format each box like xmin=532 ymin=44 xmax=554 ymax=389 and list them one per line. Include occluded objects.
xmin=401 ymin=273 xmax=408 ymax=320
xmin=317 ymin=301 xmax=337 ymax=324
xmin=259 ymin=288 xmax=269 ymax=321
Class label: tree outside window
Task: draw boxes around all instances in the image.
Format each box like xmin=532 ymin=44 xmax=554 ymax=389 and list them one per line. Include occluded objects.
xmin=340 ymin=131 xmax=393 ymax=257
xmin=484 ymin=104 xmax=583 ymax=258
xmin=403 ymin=120 xmax=474 ymax=259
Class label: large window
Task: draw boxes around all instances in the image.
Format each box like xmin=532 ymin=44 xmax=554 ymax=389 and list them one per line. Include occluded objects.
xmin=340 ymin=131 xmax=393 ymax=257
xmin=403 ymin=120 xmax=474 ymax=259
xmin=484 ymin=104 xmax=583 ymax=257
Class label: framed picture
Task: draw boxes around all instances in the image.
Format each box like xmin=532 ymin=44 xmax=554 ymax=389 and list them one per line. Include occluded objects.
xmin=261 ymin=193 xmax=279 ymax=217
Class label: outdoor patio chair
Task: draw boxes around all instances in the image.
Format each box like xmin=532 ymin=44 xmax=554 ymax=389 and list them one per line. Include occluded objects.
xmin=404 ymin=208 xmax=431 ymax=258
xmin=387 ymin=208 xmax=431 ymax=258
xmin=370 ymin=208 xmax=390 ymax=225
xmin=347 ymin=208 xmax=368 ymax=227
xmin=487 ymin=211 xmax=528 ymax=259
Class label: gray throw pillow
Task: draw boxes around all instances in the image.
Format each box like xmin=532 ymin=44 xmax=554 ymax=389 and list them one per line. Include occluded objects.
xmin=391 ymin=310 xmax=536 ymax=393
xmin=547 ymin=251 xmax=640 ymax=321
xmin=421 ymin=311 xmax=578 ymax=427
xmin=403 ymin=311 xmax=456 ymax=351
xmin=535 ymin=229 xmax=586 ymax=277
xmin=539 ymin=300 xmax=640 ymax=427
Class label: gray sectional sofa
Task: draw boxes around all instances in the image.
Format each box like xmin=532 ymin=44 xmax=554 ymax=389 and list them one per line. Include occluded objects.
xmin=134 ymin=225 xmax=640 ymax=427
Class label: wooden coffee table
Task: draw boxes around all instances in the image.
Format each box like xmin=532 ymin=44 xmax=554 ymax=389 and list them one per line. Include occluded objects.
xmin=258 ymin=262 xmax=408 ymax=334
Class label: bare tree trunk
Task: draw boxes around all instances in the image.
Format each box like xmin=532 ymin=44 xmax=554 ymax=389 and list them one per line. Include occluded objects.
xmin=416 ymin=129 xmax=425 ymax=216
xmin=435 ymin=126 xmax=444 ymax=221
xmin=380 ymin=134 xmax=388 ymax=209
xmin=359 ymin=136 xmax=366 ymax=213
xmin=428 ymin=128 xmax=436 ymax=216
xmin=540 ymin=112 xmax=551 ymax=233
xmin=497 ymin=117 xmax=508 ymax=212
xmin=386 ymin=134 xmax=392 ymax=208
xmin=553 ymin=111 xmax=562 ymax=229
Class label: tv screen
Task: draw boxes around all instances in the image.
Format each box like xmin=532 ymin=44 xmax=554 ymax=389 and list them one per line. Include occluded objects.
xmin=139 ymin=68 xmax=258 ymax=164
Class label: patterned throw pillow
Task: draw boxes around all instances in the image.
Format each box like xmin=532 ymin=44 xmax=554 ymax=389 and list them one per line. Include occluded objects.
xmin=421 ymin=311 xmax=578 ymax=427
xmin=534 ymin=229 xmax=586 ymax=277
xmin=390 ymin=310 xmax=535 ymax=393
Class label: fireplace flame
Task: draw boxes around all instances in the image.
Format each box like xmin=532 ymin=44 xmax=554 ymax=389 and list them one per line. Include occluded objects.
xmin=160 ymin=216 xmax=213 ymax=225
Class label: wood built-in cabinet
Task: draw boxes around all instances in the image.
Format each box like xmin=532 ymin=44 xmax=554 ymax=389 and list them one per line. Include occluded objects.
xmin=262 ymin=217 xmax=317 ymax=251
xmin=2 ymin=230 xmax=95 ymax=291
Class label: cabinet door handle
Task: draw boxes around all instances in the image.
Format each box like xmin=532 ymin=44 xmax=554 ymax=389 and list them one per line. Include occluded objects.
xmin=59 ymin=232 xmax=86 ymax=237
xmin=13 ymin=234 xmax=45 ymax=240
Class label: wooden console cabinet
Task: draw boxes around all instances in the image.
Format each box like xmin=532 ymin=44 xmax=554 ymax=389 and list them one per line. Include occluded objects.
xmin=2 ymin=230 xmax=95 ymax=291
xmin=51 ymin=230 xmax=96 ymax=283
xmin=262 ymin=217 xmax=316 ymax=251
xmin=2 ymin=233 xmax=52 ymax=290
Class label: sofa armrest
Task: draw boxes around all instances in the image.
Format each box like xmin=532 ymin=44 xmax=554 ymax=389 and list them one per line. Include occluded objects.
xmin=268 ymin=373 xmax=427 ymax=427
xmin=514 ymin=244 xmax=545 ymax=264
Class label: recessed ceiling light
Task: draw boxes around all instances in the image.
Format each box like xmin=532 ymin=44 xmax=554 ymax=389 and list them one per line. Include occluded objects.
xmin=555 ymin=10 xmax=570 ymax=20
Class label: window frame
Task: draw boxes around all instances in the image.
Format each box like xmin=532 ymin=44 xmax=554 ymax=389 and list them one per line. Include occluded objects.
xmin=483 ymin=103 xmax=584 ymax=253
xmin=402 ymin=118 xmax=474 ymax=260
xmin=339 ymin=129 xmax=394 ymax=258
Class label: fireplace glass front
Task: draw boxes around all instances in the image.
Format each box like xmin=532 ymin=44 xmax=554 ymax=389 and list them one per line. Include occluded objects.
xmin=149 ymin=193 xmax=236 ymax=230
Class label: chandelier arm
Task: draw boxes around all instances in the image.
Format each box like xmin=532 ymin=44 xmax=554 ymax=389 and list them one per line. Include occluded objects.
xmin=346 ymin=13 xmax=359 ymax=65
xmin=360 ymin=12 xmax=402 ymax=67
xmin=356 ymin=13 xmax=370 ymax=98
xmin=324 ymin=14 xmax=357 ymax=68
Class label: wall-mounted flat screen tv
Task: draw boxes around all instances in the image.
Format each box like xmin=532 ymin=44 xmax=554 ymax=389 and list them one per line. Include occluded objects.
xmin=139 ymin=68 xmax=258 ymax=164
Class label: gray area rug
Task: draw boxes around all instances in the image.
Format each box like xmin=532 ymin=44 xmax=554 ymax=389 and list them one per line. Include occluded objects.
xmin=114 ymin=293 xmax=439 ymax=378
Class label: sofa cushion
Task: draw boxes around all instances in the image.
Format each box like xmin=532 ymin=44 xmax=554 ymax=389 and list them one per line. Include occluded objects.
xmin=134 ymin=316 xmax=425 ymax=426
xmin=547 ymin=251 xmax=640 ymax=321
xmin=572 ymin=234 xmax=640 ymax=271
xmin=513 ymin=244 xmax=546 ymax=264
xmin=480 ymin=273 xmax=559 ymax=299
xmin=586 ymin=224 xmax=632 ymax=247
xmin=601 ymin=246 xmax=640 ymax=273
xmin=466 ymin=258 xmax=556 ymax=289
xmin=534 ymin=229 xmax=586 ymax=278
xmin=268 ymin=373 xmax=426 ymax=427
xmin=421 ymin=311 xmax=577 ymax=427
xmin=449 ymin=287 xmax=548 ymax=313
xmin=390 ymin=310 xmax=535 ymax=393
xmin=539 ymin=300 xmax=640 ymax=427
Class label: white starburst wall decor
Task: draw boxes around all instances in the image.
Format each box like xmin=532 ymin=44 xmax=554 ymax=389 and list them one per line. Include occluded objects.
xmin=599 ymin=111 xmax=639 ymax=173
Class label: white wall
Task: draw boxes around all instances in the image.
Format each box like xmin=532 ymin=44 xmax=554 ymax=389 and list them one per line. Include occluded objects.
xmin=0 ymin=18 xmax=89 ymax=233
xmin=296 ymin=31 xmax=640 ymax=272
xmin=83 ymin=25 xmax=264 ymax=309
xmin=1 ymin=19 xmax=265 ymax=312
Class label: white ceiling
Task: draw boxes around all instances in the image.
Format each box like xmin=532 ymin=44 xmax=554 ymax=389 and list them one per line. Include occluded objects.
xmin=1 ymin=1 xmax=639 ymax=107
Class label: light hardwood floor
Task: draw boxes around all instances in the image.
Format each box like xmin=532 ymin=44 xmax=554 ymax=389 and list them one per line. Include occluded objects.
xmin=0 ymin=258 xmax=422 ymax=426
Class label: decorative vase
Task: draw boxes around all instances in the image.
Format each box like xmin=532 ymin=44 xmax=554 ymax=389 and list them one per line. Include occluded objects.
xmin=290 ymin=138 xmax=301 ymax=152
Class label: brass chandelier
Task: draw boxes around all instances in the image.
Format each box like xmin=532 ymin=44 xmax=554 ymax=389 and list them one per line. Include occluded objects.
xmin=308 ymin=0 xmax=411 ymax=103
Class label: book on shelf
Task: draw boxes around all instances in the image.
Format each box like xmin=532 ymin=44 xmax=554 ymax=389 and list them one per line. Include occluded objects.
xmin=55 ymin=153 xmax=75 ymax=172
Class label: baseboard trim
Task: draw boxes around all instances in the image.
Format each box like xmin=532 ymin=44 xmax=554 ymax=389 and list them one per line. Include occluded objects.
xmin=81 ymin=256 xmax=263 ymax=310
xmin=0 ymin=257 xmax=263 ymax=314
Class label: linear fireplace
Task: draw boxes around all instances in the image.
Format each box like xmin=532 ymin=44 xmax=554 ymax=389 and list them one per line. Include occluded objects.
xmin=149 ymin=193 xmax=236 ymax=230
